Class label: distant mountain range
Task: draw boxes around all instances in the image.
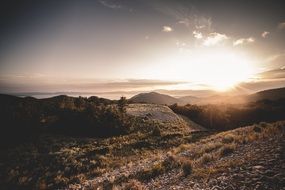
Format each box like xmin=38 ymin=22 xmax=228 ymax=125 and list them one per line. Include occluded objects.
xmin=129 ymin=87 xmax=285 ymax=105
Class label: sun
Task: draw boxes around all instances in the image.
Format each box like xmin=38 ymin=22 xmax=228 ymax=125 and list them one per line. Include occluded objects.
xmin=193 ymin=51 xmax=255 ymax=91
xmin=154 ymin=48 xmax=255 ymax=91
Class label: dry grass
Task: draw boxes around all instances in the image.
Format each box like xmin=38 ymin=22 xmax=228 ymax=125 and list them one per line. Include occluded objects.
xmin=201 ymin=142 xmax=223 ymax=154
xmin=196 ymin=153 xmax=214 ymax=165
xmin=117 ymin=179 xmax=146 ymax=190
xmin=2 ymin=119 xmax=284 ymax=188
xmin=164 ymin=121 xmax=284 ymax=180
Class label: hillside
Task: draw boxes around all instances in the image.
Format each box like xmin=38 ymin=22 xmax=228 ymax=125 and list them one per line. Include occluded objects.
xmin=130 ymin=92 xmax=183 ymax=105
xmin=247 ymin=87 xmax=285 ymax=102
xmin=71 ymin=121 xmax=284 ymax=189
xmin=126 ymin=104 xmax=204 ymax=133
xmin=0 ymin=93 xmax=284 ymax=189
xmin=0 ymin=101 xmax=206 ymax=189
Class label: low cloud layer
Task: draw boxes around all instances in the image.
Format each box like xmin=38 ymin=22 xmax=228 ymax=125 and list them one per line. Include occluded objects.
xmin=0 ymin=77 xmax=185 ymax=93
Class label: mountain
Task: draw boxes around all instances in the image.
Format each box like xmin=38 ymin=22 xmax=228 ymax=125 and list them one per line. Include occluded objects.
xmin=130 ymin=92 xmax=182 ymax=105
xmin=178 ymin=87 xmax=285 ymax=105
xmin=154 ymin=89 xmax=217 ymax=98
xmin=130 ymin=87 xmax=285 ymax=105
xmin=247 ymin=87 xmax=285 ymax=102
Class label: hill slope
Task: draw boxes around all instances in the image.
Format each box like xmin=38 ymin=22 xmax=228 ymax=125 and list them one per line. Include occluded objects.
xmin=126 ymin=104 xmax=204 ymax=133
xmin=71 ymin=121 xmax=284 ymax=190
xmin=130 ymin=92 xmax=182 ymax=105
xmin=247 ymin=87 xmax=285 ymax=102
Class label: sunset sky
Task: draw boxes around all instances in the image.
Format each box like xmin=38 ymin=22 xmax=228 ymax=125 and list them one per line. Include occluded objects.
xmin=0 ymin=0 xmax=285 ymax=98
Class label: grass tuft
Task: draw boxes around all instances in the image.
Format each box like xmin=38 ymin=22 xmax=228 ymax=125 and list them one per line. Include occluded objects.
xmin=181 ymin=159 xmax=192 ymax=176
xmin=219 ymin=144 xmax=236 ymax=157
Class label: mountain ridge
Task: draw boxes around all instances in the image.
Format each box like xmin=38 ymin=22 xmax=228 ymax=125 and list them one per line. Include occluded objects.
xmin=130 ymin=87 xmax=285 ymax=105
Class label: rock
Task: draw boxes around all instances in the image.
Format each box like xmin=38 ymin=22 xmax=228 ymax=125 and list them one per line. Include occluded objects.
xmin=254 ymin=184 xmax=262 ymax=190
xmin=211 ymin=185 xmax=222 ymax=190
xmin=252 ymin=165 xmax=264 ymax=170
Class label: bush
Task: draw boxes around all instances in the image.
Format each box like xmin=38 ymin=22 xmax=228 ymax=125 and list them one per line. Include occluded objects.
xmin=121 ymin=179 xmax=145 ymax=190
xmin=136 ymin=162 xmax=164 ymax=181
xmin=162 ymin=154 xmax=180 ymax=169
xmin=152 ymin=126 xmax=161 ymax=136
xmin=219 ymin=144 xmax=236 ymax=157
xmin=253 ymin=125 xmax=262 ymax=133
xmin=118 ymin=96 xmax=127 ymax=113
xmin=222 ymin=135 xmax=234 ymax=144
xmin=169 ymin=100 xmax=285 ymax=131
xmin=182 ymin=160 xmax=192 ymax=176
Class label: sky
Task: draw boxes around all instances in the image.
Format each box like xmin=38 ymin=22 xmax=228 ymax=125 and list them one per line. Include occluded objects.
xmin=0 ymin=0 xmax=285 ymax=98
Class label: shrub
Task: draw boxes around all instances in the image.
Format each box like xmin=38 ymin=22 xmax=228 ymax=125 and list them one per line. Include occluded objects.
xmin=118 ymin=96 xmax=127 ymax=114
xmin=152 ymin=126 xmax=161 ymax=137
xmin=219 ymin=144 xmax=236 ymax=157
xmin=253 ymin=125 xmax=262 ymax=133
xmin=259 ymin=122 xmax=268 ymax=128
xmin=121 ymin=179 xmax=145 ymax=190
xmin=137 ymin=162 xmax=164 ymax=181
xmin=162 ymin=154 xmax=180 ymax=169
xmin=222 ymin=135 xmax=234 ymax=144
xmin=102 ymin=179 xmax=114 ymax=190
xmin=182 ymin=160 xmax=192 ymax=176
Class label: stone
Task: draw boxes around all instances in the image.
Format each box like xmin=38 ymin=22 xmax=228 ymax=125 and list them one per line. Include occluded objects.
xmin=252 ymin=165 xmax=264 ymax=170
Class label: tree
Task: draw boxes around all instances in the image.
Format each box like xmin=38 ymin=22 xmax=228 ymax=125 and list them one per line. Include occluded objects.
xmin=118 ymin=96 xmax=127 ymax=113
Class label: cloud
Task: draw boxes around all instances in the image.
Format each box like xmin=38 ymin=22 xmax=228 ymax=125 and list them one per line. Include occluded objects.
xmin=262 ymin=52 xmax=285 ymax=69
xmin=238 ymin=68 xmax=285 ymax=93
xmin=0 ymin=77 xmax=185 ymax=93
xmin=90 ymin=79 xmax=183 ymax=88
xmin=98 ymin=0 xmax=122 ymax=9
xmin=178 ymin=16 xmax=212 ymax=32
xmin=194 ymin=17 xmax=212 ymax=30
xmin=162 ymin=26 xmax=173 ymax=32
xmin=277 ymin=22 xmax=285 ymax=29
xmin=203 ymin=33 xmax=228 ymax=46
xmin=193 ymin=30 xmax=203 ymax=39
xmin=233 ymin=37 xmax=255 ymax=46
xmin=261 ymin=31 xmax=270 ymax=38
xmin=256 ymin=68 xmax=285 ymax=80
xmin=239 ymin=79 xmax=285 ymax=93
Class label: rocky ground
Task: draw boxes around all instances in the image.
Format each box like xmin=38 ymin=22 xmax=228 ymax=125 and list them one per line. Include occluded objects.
xmin=146 ymin=131 xmax=284 ymax=190
xmin=126 ymin=104 xmax=205 ymax=133
xmin=71 ymin=121 xmax=284 ymax=190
